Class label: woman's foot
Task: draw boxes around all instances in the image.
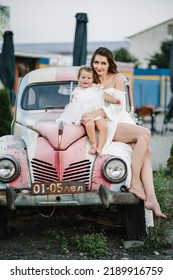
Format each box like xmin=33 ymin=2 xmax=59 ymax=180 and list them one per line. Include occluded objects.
xmin=97 ymin=147 xmax=103 ymax=157
xmin=129 ymin=183 xmax=146 ymax=200
xmin=89 ymin=144 xmax=97 ymax=155
xmin=144 ymin=200 xmax=167 ymax=219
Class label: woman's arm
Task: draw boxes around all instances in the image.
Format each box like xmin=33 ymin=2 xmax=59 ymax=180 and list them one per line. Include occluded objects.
xmin=81 ymin=109 xmax=106 ymax=124
xmin=114 ymin=72 xmax=126 ymax=91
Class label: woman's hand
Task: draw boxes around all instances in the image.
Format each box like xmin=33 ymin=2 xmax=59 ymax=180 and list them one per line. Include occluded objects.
xmin=81 ymin=112 xmax=96 ymax=124
xmin=81 ymin=109 xmax=106 ymax=124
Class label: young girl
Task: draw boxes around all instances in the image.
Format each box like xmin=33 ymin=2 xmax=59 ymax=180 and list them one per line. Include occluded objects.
xmin=56 ymin=66 xmax=119 ymax=157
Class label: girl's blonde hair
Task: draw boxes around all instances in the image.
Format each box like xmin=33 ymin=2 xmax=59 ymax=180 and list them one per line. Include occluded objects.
xmin=77 ymin=66 xmax=94 ymax=79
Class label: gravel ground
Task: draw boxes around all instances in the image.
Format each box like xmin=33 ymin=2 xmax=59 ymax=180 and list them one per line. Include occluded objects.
xmin=0 ymin=211 xmax=172 ymax=260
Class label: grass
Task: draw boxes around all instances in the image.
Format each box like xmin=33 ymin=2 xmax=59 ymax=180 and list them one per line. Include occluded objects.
xmin=141 ymin=169 xmax=173 ymax=252
xmin=72 ymin=232 xmax=107 ymax=259
xmin=43 ymin=228 xmax=107 ymax=258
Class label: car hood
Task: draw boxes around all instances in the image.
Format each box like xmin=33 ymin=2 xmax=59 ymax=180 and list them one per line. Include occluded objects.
xmin=34 ymin=111 xmax=86 ymax=149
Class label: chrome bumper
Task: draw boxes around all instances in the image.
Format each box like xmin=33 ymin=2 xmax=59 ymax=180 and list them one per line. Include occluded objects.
xmin=0 ymin=185 xmax=139 ymax=210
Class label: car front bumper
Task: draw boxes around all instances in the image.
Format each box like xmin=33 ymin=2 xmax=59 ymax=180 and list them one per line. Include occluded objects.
xmin=0 ymin=186 xmax=139 ymax=210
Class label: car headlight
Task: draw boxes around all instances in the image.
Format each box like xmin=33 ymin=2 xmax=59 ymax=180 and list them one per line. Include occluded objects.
xmin=0 ymin=155 xmax=20 ymax=182
xmin=102 ymin=157 xmax=127 ymax=183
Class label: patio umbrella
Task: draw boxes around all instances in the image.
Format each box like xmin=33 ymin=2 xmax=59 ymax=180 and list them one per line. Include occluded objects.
xmin=0 ymin=31 xmax=16 ymax=104
xmin=72 ymin=13 xmax=88 ymax=66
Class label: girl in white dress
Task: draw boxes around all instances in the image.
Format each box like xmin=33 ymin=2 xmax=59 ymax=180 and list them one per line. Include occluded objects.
xmin=57 ymin=66 xmax=120 ymax=156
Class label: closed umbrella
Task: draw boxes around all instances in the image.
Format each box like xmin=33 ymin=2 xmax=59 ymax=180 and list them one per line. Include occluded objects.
xmin=72 ymin=13 xmax=88 ymax=66
xmin=0 ymin=30 xmax=16 ymax=104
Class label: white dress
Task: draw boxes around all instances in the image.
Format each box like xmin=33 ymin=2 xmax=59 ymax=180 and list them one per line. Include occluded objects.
xmin=102 ymin=88 xmax=136 ymax=154
xmin=56 ymin=85 xmax=104 ymax=125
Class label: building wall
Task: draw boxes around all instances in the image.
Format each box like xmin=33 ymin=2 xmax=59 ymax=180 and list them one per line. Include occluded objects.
xmin=133 ymin=68 xmax=172 ymax=109
xmin=129 ymin=19 xmax=173 ymax=68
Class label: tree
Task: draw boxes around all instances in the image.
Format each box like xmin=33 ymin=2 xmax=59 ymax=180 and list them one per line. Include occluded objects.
xmin=0 ymin=87 xmax=12 ymax=136
xmin=167 ymin=141 xmax=173 ymax=172
xmin=113 ymin=48 xmax=139 ymax=67
xmin=147 ymin=40 xmax=171 ymax=68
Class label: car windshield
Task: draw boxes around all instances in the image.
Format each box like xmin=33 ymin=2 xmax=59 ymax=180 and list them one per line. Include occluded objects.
xmin=21 ymin=81 xmax=78 ymax=110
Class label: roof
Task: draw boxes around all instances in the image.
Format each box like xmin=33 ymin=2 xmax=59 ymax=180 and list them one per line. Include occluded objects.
xmin=0 ymin=41 xmax=129 ymax=59
xmin=127 ymin=18 xmax=173 ymax=39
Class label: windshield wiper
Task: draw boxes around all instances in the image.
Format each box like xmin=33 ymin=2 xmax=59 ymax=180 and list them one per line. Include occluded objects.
xmin=44 ymin=106 xmax=64 ymax=111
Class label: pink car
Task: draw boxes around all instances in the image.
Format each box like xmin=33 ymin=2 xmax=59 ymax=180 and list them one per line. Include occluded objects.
xmin=0 ymin=67 xmax=147 ymax=239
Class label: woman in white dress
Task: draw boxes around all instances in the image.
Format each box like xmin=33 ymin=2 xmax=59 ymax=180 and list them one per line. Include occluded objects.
xmin=57 ymin=66 xmax=120 ymax=156
xmin=81 ymin=47 xmax=166 ymax=219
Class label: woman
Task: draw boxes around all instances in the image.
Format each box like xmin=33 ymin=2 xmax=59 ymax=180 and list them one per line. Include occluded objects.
xmin=81 ymin=47 xmax=166 ymax=219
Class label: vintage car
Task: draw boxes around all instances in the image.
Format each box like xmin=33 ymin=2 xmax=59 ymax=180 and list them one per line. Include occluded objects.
xmin=0 ymin=66 xmax=148 ymax=239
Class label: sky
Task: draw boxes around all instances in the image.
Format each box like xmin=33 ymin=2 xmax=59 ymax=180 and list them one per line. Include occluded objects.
xmin=0 ymin=0 xmax=173 ymax=44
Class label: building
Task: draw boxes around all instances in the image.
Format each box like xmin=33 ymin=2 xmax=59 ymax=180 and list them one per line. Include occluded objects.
xmin=128 ymin=18 xmax=173 ymax=68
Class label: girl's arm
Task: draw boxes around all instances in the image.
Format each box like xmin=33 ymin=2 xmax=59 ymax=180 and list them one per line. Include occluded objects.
xmin=104 ymin=92 xmax=121 ymax=104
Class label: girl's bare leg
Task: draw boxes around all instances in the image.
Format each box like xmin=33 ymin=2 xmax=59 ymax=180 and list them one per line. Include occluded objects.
xmin=84 ymin=121 xmax=97 ymax=155
xmin=112 ymin=123 xmax=151 ymax=200
xmin=141 ymin=148 xmax=167 ymax=219
xmin=95 ymin=118 xmax=107 ymax=156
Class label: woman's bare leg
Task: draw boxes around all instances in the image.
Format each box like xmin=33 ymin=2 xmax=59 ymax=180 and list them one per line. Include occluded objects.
xmin=112 ymin=123 xmax=151 ymax=200
xmin=141 ymin=148 xmax=167 ymax=219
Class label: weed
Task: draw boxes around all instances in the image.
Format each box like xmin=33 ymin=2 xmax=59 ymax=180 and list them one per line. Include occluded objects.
xmin=72 ymin=232 xmax=107 ymax=259
xmin=143 ymin=170 xmax=173 ymax=251
xmin=46 ymin=228 xmax=68 ymax=254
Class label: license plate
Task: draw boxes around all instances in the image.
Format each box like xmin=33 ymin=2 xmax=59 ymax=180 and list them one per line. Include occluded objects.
xmin=31 ymin=181 xmax=86 ymax=195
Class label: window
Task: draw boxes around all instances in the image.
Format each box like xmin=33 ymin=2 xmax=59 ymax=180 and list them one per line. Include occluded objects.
xmin=21 ymin=81 xmax=77 ymax=110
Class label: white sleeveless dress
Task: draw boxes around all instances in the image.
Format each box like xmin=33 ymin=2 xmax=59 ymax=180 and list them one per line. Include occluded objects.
xmin=56 ymin=85 xmax=104 ymax=125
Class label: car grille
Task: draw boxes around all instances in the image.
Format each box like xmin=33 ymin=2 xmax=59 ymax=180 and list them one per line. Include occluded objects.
xmin=31 ymin=158 xmax=92 ymax=191
xmin=31 ymin=158 xmax=59 ymax=182
xmin=62 ymin=160 xmax=92 ymax=191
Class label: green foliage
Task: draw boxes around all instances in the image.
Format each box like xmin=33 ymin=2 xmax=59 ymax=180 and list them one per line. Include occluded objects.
xmin=0 ymin=87 xmax=12 ymax=136
xmin=147 ymin=40 xmax=172 ymax=68
xmin=113 ymin=48 xmax=139 ymax=67
xmin=167 ymin=142 xmax=173 ymax=170
xmin=43 ymin=228 xmax=107 ymax=258
xmin=46 ymin=228 xmax=68 ymax=254
xmin=73 ymin=232 xmax=107 ymax=258
xmin=144 ymin=170 xmax=173 ymax=250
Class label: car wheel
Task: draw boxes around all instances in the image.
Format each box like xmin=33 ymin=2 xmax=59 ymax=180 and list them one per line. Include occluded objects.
xmin=124 ymin=200 xmax=147 ymax=240
xmin=0 ymin=207 xmax=8 ymax=239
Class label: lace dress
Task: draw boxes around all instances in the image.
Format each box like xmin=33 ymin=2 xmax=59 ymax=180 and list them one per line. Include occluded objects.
xmin=56 ymin=85 xmax=104 ymax=125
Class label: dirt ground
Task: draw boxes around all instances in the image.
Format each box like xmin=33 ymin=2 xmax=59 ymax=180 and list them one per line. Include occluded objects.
xmin=0 ymin=208 xmax=172 ymax=260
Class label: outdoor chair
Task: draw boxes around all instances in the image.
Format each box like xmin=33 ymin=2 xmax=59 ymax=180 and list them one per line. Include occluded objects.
xmin=135 ymin=105 xmax=156 ymax=135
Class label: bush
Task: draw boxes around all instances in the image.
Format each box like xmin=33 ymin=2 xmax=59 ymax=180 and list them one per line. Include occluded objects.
xmin=73 ymin=232 xmax=107 ymax=258
xmin=0 ymin=87 xmax=12 ymax=136
xmin=167 ymin=142 xmax=173 ymax=172
xmin=144 ymin=170 xmax=173 ymax=250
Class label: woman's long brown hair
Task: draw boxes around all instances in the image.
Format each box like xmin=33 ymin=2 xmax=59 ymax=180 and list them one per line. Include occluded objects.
xmin=90 ymin=47 xmax=119 ymax=83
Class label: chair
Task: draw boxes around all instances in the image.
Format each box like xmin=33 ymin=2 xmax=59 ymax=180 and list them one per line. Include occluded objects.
xmin=162 ymin=95 xmax=173 ymax=134
xmin=135 ymin=105 xmax=156 ymax=134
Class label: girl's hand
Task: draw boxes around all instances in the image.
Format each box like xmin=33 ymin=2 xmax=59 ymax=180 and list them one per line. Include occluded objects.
xmin=114 ymin=98 xmax=121 ymax=105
